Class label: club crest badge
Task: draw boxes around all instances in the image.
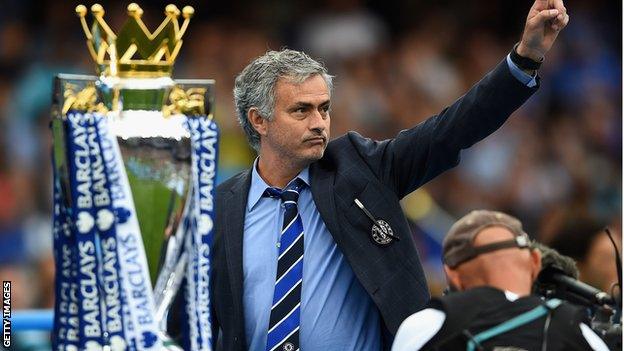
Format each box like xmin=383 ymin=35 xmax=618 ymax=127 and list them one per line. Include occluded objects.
xmin=354 ymin=198 xmax=399 ymax=246
xmin=371 ymin=219 xmax=394 ymax=246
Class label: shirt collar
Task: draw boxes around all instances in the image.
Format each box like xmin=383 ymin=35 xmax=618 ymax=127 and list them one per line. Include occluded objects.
xmin=504 ymin=290 xmax=520 ymax=301
xmin=247 ymin=157 xmax=310 ymax=211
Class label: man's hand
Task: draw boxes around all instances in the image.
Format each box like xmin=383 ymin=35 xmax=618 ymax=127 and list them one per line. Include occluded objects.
xmin=517 ymin=0 xmax=569 ymax=61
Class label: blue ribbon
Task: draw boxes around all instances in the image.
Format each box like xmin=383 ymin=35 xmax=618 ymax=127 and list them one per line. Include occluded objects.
xmin=52 ymin=144 xmax=80 ymax=350
xmin=97 ymin=111 xmax=160 ymax=351
xmin=91 ymin=114 xmax=127 ymax=349
xmin=65 ymin=111 xmax=106 ymax=350
xmin=185 ymin=116 xmax=219 ymax=350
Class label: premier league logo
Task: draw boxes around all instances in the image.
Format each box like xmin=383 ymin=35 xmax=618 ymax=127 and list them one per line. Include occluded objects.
xmin=51 ymin=3 xmax=218 ymax=350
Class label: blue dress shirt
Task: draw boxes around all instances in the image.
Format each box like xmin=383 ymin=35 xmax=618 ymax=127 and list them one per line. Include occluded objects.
xmin=243 ymin=161 xmax=381 ymax=350
xmin=241 ymin=58 xmax=535 ymax=351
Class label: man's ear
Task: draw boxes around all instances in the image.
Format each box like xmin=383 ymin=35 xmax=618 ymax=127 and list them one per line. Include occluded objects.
xmin=444 ymin=265 xmax=463 ymax=291
xmin=529 ymin=248 xmax=542 ymax=282
xmin=248 ymin=107 xmax=268 ymax=137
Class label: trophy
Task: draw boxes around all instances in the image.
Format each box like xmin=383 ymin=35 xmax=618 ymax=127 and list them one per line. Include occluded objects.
xmin=50 ymin=4 xmax=217 ymax=350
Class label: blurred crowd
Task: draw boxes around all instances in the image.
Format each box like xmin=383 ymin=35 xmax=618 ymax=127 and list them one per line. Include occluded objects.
xmin=0 ymin=0 xmax=620 ymax=348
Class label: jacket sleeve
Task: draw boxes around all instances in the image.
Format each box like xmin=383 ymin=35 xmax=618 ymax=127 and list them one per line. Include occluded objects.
xmin=347 ymin=58 xmax=538 ymax=199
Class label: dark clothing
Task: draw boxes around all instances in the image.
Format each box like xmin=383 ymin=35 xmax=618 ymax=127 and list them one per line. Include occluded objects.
xmin=211 ymin=59 xmax=537 ymax=351
xmin=422 ymin=287 xmax=594 ymax=351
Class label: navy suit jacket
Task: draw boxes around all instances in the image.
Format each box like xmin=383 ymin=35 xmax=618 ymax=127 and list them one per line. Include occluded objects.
xmin=210 ymin=59 xmax=538 ymax=350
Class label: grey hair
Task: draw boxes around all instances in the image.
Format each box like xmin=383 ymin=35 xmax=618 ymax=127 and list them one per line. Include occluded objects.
xmin=233 ymin=49 xmax=333 ymax=151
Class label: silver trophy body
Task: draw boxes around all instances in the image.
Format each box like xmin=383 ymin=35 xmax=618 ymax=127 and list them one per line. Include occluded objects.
xmin=51 ymin=74 xmax=215 ymax=342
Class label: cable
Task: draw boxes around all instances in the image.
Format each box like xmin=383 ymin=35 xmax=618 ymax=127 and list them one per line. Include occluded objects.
xmin=604 ymin=228 xmax=622 ymax=321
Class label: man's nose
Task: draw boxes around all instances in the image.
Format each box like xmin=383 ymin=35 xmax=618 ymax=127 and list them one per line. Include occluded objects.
xmin=308 ymin=110 xmax=327 ymax=132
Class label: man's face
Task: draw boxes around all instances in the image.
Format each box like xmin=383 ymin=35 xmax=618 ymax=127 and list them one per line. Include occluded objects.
xmin=260 ymin=74 xmax=331 ymax=166
xmin=580 ymin=233 xmax=621 ymax=292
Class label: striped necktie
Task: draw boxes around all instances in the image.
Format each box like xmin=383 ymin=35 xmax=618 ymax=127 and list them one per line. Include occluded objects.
xmin=263 ymin=178 xmax=306 ymax=351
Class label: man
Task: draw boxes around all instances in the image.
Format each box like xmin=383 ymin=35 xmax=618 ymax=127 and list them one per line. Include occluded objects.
xmin=212 ymin=1 xmax=570 ymax=350
xmin=548 ymin=217 xmax=621 ymax=294
xmin=392 ymin=210 xmax=609 ymax=350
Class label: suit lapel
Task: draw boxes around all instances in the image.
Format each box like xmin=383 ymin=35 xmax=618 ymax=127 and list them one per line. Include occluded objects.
xmin=222 ymin=169 xmax=251 ymax=335
xmin=310 ymin=163 xmax=341 ymax=245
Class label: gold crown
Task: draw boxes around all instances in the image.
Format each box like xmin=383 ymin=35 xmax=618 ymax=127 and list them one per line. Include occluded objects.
xmin=76 ymin=3 xmax=194 ymax=78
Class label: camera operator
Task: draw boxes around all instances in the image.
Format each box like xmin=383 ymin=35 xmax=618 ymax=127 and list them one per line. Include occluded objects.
xmin=392 ymin=210 xmax=609 ymax=351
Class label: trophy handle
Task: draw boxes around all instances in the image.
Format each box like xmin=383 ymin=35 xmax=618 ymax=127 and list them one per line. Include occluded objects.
xmin=168 ymin=79 xmax=216 ymax=119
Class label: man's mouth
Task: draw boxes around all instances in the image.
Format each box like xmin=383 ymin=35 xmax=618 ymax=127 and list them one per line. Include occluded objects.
xmin=304 ymin=136 xmax=326 ymax=144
